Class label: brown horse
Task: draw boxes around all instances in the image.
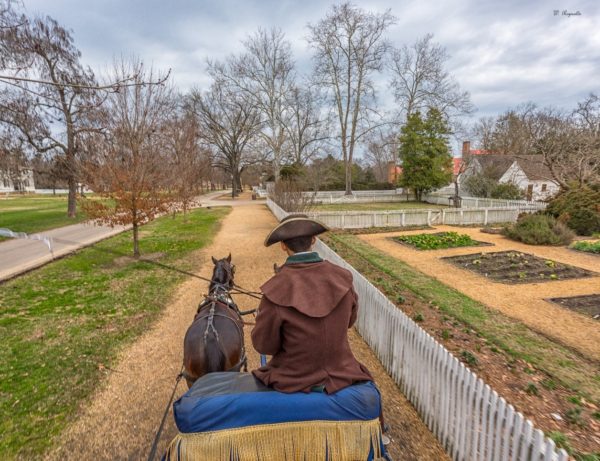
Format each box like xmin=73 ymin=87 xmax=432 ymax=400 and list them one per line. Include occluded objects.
xmin=182 ymin=254 xmax=247 ymax=388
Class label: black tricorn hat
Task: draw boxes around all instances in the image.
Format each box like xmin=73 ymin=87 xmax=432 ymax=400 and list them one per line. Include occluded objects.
xmin=264 ymin=214 xmax=329 ymax=247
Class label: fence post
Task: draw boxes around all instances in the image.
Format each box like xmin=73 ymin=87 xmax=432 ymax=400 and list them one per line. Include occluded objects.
xmin=427 ymin=210 xmax=431 ymax=226
xmin=401 ymin=212 xmax=406 ymax=227
xmin=484 ymin=209 xmax=488 ymax=226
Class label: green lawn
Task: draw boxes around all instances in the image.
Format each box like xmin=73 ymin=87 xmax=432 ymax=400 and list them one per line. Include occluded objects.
xmin=0 ymin=207 xmax=229 ymax=458
xmin=314 ymin=201 xmax=447 ymax=212
xmin=323 ymin=233 xmax=600 ymax=403
xmin=0 ymin=195 xmax=87 ymax=237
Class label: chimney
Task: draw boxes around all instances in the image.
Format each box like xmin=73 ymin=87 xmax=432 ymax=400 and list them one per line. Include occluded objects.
xmin=462 ymin=141 xmax=471 ymax=157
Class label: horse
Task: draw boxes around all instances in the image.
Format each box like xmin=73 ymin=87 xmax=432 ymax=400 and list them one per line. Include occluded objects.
xmin=182 ymin=254 xmax=247 ymax=388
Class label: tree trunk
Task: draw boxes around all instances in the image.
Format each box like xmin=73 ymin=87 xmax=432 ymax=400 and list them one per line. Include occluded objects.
xmin=132 ymin=223 xmax=140 ymax=258
xmin=344 ymin=162 xmax=352 ymax=195
xmin=67 ymin=175 xmax=77 ymax=218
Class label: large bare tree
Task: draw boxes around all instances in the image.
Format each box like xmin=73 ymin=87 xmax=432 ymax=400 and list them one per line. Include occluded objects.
xmin=0 ymin=14 xmax=104 ymax=216
xmin=190 ymin=81 xmax=263 ymax=198
xmin=209 ymin=28 xmax=295 ymax=181
xmin=81 ymin=60 xmax=175 ymax=257
xmin=308 ymin=2 xmax=395 ymax=194
xmin=390 ymin=34 xmax=473 ymax=122
xmin=284 ymin=84 xmax=330 ymax=166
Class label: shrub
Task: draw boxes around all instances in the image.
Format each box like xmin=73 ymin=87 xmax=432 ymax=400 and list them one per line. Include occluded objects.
xmin=491 ymin=182 xmax=524 ymax=200
xmin=272 ymin=179 xmax=315 ymax=212
xmin=503 ymin=214 xmax=574 ymax=246
xmin=463 ymin=174 xmax=496 ymax=198
xmin=547 ymin=187 xmax=600 ymax=236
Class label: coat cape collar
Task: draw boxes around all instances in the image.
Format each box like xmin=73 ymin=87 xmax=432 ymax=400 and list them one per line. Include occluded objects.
xmin=260 ymin=260 xmax=353 ymax=318
xmin=285 ymin=252 xmax=323 ymax=265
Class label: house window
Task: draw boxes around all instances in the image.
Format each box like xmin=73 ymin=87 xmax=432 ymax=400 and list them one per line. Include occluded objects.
xmin=541 ymin=184 xmax=547 ymax=192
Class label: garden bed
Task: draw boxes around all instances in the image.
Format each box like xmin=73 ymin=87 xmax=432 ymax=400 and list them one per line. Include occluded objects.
xmin=392 ymin=231 xmax=491 ymax=250
xmin=570 ymin=240 xmax=600 ymax=255
xmin=442 ymin=250 xmax=597 ymax=284
xmin=549 ymin=294 xmax=600 ymax=320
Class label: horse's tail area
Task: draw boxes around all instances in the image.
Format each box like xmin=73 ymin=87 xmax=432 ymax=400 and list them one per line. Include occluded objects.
xmin=204 ymin=331 xmax=226 ymax=373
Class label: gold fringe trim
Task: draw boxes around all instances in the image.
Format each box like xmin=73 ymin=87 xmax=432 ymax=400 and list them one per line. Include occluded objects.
xmin=164 ymin=418 xmax=383 ymax=461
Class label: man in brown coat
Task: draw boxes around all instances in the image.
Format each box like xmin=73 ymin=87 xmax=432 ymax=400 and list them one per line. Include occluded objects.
xmin=251 ymin=215 xmax=373 ymax=394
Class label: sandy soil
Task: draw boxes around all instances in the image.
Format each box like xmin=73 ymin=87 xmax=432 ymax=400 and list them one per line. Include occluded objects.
xmin=359 ymin=226 xmax=600 ymax=361
xmin=48 ymin=204 xmax=448 ymax=461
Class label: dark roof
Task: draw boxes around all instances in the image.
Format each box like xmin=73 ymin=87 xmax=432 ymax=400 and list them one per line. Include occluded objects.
xmin=472 ymin=155 xmax=515 ymax=180
xmin=513 ymin=155 xmax=554 ymax=181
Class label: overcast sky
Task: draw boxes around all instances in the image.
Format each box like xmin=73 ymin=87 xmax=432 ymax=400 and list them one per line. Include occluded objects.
xmin=23 ymin=0 xmax=600 ymax=145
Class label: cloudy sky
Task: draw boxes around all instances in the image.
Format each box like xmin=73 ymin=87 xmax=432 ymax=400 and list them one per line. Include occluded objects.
xmin=23 ymin=0 xmax=600 ymax=132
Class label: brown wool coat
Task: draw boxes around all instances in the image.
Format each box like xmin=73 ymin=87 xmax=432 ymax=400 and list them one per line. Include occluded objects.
xmin=251 ymin=259 xmax=373 ymax=394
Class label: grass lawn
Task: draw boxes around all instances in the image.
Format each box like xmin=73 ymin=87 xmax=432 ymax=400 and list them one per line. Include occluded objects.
xmin=0 ymin=195 xmax=88 ymax=238
xmin=0 ymin=207 xmax=229 ymax=458
xmin=324 ymin=233 xmax=600 ymax=403
xmin=313 ymin=201 xmax=447 ymax=212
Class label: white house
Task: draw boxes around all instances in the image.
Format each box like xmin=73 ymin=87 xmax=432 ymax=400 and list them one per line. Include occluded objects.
xmin=499 ymin=156 xmax=560 ymax=201
xmin=458 ymin=154 xmax=560 ymax=201
xmin=0 ymin=168 xmax=36 ymax=193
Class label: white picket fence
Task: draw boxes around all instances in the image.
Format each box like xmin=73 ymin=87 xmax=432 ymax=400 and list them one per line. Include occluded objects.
xmin=266 ymin=198 xmax=568 ymax=461
xmin=302 ymin=190 xmax=546 ymax=210
xmin=425 ymin=194 xmax=547 ymax=210
xmin=308 ymin=190 xmax=412 ymax=204
xmin=304 ymin=207 xmax=539 ymax=229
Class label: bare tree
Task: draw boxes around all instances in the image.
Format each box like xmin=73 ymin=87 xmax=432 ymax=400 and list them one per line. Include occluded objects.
xmin=0 ymin=14 xmax=104 ymax=216
xmin=163 ymin=104 xmax=208 ymax=218
xmin=308 ymin=2 xmax=395 ymax=195
xmin=209 ymin=28 xmax=295 ymax=181
xmin=284 ymin=84 xmax=330 ymax=166
xmin=363 ymin=128 xmax=398 ymax=182
xmin=390 ymin=34 xmax=473 ymax=122
xmin=532 ymin=107 xmax=600 ymax=189
xmin=80 ymin=59 xmax=175 ymax=257
xmin=190 ymin=81 xmax=263 ymax=198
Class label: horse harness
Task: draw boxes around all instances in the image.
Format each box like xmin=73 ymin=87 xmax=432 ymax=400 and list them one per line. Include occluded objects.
xmin=183 ymin=285 xmax=248 ymax=382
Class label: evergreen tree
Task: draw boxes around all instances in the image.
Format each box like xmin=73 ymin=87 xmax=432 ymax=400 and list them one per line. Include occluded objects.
xmin=398 ymin=108 xmax=453 ymax=200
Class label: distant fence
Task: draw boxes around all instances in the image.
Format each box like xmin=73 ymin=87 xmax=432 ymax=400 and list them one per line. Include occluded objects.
xmin=308 ymin=190 xmax=412 ymax=204
xmin=306 ymin=207 xmax=539 ymax=229
xmin=266 ymin=198 xmax=568 ymax=461
xmin=301 ymin=189 xmax=547 ymax=210
xmin=425 ymin=194 xmax=547 ymax=210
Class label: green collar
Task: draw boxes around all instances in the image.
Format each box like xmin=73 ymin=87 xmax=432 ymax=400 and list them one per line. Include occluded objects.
xmin=285 ymin=252 xmax=323 ymax=265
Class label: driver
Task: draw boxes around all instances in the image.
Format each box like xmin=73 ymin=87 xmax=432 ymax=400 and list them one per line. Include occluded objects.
xmin=251 ymin=214 xmax=373 ymax=394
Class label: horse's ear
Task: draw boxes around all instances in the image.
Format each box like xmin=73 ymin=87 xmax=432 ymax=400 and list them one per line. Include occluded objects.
xmin=226 ymin=253 xmax=231 ymax=263
xmin=212 ymin=256 xmax=218 ymax=265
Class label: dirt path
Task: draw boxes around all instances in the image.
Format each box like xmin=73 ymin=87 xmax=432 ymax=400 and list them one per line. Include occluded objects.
xmin=48 ymin=204 xmax=448 ymax=461
xmin=359 ymin=226 xmax=600 ymax=361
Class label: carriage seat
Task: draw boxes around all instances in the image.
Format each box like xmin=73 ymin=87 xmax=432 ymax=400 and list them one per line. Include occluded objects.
xmin=163 ymin=372 xmax=387 ymax=461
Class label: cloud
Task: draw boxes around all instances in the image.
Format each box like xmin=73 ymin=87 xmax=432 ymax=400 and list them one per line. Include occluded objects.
xmin=22 ymin=0 xmax=600 ymax=122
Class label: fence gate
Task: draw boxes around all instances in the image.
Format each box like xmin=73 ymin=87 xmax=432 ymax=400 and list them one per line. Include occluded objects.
xmin=429 ymin=210 xmax=443 ymax=225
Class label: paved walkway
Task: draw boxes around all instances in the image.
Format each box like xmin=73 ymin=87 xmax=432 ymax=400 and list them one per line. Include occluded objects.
xmin=0 ymin=191 xmax=231 ymax=282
